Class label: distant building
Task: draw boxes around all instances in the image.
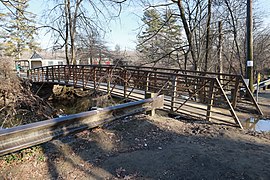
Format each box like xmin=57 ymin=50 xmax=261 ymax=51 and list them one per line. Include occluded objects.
xmin=15 ymin=52 xmax=66 ymax=71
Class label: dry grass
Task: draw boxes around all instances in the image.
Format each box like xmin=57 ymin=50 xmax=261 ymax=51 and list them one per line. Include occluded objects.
xmin=0 ymin=58 xmax=54 ymax=128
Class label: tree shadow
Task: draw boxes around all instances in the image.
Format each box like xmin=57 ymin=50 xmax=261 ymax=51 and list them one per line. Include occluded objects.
xmin=40 ymin=115 xmax=270 ymax=179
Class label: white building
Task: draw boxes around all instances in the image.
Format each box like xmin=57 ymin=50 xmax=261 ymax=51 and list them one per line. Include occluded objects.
xmin=15 ymin=52 xmax=66 ymax=71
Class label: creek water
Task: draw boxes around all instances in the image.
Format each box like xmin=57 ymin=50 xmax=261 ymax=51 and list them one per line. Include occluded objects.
xmin=50 ymin=96 xmax=123 ymax=116
xmin=243 ymin=118 xmax=270 ymax=132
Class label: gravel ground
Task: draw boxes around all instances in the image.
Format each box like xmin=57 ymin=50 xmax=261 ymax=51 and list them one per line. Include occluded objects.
xmin=1 ymin=114 xmax=270 ymax=180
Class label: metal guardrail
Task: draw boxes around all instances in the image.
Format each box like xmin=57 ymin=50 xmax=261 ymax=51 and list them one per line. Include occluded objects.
xmin=0 ymin=95 xmax=164 ymax=156
xmin=254 ymin=78 xmax=270 ymax=90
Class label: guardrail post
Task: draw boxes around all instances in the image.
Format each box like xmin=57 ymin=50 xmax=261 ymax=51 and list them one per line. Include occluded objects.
xmin=171 ymin=75 xmax=177 ymax=112
xmin=206 ymin=80 xmax=215 ymax=121
xmin=145 ymin=92 xmax=157 ymax=116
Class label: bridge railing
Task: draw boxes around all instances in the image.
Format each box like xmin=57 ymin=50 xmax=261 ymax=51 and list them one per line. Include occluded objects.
xmin=101 ymin=65 xmax=263 ymax=116
xmin=28 ymin=65 xmax=263 ymax=128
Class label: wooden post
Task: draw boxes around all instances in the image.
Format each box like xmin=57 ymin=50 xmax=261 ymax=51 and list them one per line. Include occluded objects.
xmin=171 ymin=75 xmax=177 ymax=112
xmin=145 ymin=92 xmax=156 ymax=116
xmin=206 ymin=80 xmax=215 ymax=121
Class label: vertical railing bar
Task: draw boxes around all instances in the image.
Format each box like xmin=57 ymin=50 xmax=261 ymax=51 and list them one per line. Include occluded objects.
xmin=171 ymin=75 xmax=177 ymax=112
xmin=206 ymin=80 xmax=215 ymax=121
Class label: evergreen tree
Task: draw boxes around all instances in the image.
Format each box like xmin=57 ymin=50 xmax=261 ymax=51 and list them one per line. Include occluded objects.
xmin=136 ymin=9 xmax=163 ymax=63
xmin=0 ymin=0 xmax=39 ymax=58
xmin=136 ymin=8 xmax=182 ymax=66
xmin=160 ymin=9 xmax=182 ymax=65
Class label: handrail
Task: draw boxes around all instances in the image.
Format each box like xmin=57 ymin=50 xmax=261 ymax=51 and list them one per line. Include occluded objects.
xmin=0 ymin=95 xmax=164 ymax=156
xmin=30 ymin=64 xmax=241 ymax=78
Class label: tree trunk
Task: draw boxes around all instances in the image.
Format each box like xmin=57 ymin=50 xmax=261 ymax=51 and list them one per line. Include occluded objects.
xmin=204 ymin=0 xmax=212 ymax=72
xmin=217 ymin=21 xmax=223 ymax=74
xmin=64 ymin=0 xmax=69 ymax=65
xmin=176 ymin=0 xmax=198 ymax=71
xmin=218 ymin=21 xmax=223 ymax=81
xmin=224 ymin=0 xmax=244 ymax=75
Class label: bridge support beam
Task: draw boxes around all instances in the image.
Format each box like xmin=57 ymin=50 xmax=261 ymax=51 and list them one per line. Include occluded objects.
xmin=231 ymin=76 xmax=240 ymax=108
xmin=145 ymin=73 xmax=150 ymax=94
xmin=206 ymin=81 xmax=215 ymax=121
xmin=171 ymin=75 xmax=177 ymax=112
xmin=107 ymin=68 xmax=111 ymax=95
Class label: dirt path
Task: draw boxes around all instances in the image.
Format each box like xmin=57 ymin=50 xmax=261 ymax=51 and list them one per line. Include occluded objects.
xmin=1 ymin=114 xmax=270 ymax=179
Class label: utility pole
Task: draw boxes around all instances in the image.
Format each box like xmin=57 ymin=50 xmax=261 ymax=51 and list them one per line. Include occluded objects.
xmin=246 ymin=0 xmax=254 ymax=92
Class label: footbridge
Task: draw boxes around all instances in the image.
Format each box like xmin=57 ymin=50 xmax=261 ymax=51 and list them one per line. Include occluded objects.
xmin=28 ymin=65 xmax=264 ymax=129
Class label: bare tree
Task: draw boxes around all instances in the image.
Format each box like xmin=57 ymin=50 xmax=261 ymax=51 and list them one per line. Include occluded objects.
xmin=137 ymin=0 xmax=267 ymax=76
xmin=42 ymin=0 xmax=127 ymax=65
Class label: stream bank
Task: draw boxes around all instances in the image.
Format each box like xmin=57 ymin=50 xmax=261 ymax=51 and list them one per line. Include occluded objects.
xmin=49 ymin=85 xmax=121 ymax=116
